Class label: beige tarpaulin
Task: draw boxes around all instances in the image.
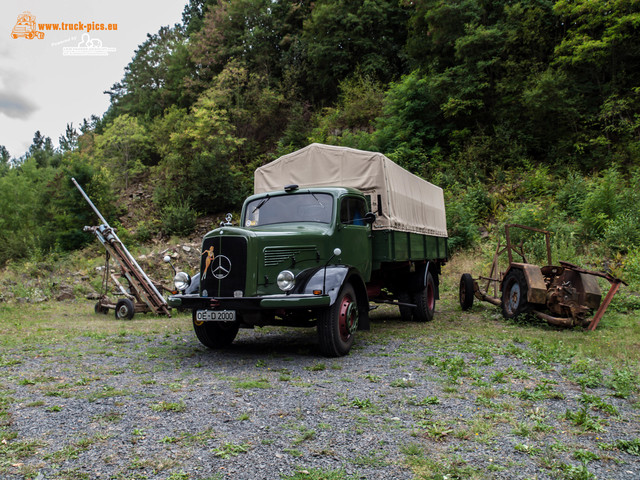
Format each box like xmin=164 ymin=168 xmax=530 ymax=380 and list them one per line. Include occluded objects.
xmin=254 ymin=143 xmax=447 ymax=237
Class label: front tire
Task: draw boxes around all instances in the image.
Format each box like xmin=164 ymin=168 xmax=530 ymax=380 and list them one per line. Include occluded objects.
xmin=192 ymin=311 xmax=239 ymax=349
xmin=318 ymin=283 xmax=358 ymax=357
xmin=115 ymin=299 xmax=135 ymax=320
xmin=501 ymin=269 xmax=530 ymax=319
xmin=413 ymin=272 xmax=436 ymax=322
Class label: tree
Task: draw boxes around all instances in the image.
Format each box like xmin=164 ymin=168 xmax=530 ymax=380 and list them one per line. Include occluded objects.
xmin=0 ymin=145 xmax=11 ymax=176
xmin=105 ymin=26 xmax=192 ymax=119
xmin=95 ymin=115 xmax=150 ymax=189
xmin=59 ymin=123 xmax=79 ymax=152
xmin=302 ymin=0 xmax=410 ymax=101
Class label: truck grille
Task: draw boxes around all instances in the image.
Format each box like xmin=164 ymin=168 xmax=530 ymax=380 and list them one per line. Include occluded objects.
xmin=264 ymin=246 xmax=318 ymax=267
xmin=200 ymin=236 xmax=247 ymax=297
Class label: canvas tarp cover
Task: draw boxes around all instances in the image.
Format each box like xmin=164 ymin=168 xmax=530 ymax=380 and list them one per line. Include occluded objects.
xmin=254 ymin=143 xmax=447 ymax=237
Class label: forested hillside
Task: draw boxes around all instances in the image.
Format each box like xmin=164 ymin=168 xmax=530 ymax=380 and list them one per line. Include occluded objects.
xmin=1 ymin=0 xmax=639 ymax=286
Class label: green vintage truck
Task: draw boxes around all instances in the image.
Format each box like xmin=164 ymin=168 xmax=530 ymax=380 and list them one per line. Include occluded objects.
xmin=168 ymin=144 xmax=448 ymax=356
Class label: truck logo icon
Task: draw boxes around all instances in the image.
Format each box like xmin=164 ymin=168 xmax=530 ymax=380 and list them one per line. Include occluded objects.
xmin=211 ymin=255 xmax=232 ymax=279
xmin=11 ymin=11 xmax=45 ymax=40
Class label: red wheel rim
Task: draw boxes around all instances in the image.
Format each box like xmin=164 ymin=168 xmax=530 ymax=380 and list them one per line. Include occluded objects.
xmin=339 ymin=294 xmax=358 ymax=342
xmin=427 ymin=282 xmax=435 ymax=311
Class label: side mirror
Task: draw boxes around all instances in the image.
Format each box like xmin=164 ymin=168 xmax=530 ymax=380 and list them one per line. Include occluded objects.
xmin=364 ymin=212 xmax=376 ymax=224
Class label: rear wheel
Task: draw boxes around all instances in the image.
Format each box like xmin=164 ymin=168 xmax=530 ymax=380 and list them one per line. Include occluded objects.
xmin=501 ymin=269 xmax=530 ymax=319
xmin=318 ymin=283 xmax=358 ymax=357
xmin=413 ymin=272 xmax=436 ymax=322
xmin=192 ymin=311 xmax=239 ymax=348
xmin=459 ymin=273 xmax=475 ymax=311
xmin=115 ymin=299 xmax=135 ymax=320
xmin=397 ymin=291 xmax=413 ymax=321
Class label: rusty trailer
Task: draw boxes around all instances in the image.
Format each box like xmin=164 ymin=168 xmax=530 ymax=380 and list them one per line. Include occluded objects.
xmin=459 ymin=224 xmax=625 ymax=329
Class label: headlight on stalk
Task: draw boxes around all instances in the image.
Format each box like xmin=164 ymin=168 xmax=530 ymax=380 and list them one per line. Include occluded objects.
xmin=174 ymin=272 xmax=191 ymax=292
xmin=277 ymin=270 xmax=295 ymax=292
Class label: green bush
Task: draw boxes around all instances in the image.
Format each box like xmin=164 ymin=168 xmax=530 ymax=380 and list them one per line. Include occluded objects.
xmin=161 ymin=200 xmax=197 ymax=237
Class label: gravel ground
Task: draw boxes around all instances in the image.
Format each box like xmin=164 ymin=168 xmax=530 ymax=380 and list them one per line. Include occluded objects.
xmin=1 ymin=307 xmax=639 ymax=480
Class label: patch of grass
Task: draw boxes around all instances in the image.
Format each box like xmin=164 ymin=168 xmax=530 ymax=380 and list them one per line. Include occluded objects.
xmin=514 ymin=443 xmax=542 ymax=455
xmin=212 ymin=442 xmax=250 ymax=458
xmin=598 ymin=438 xmax=640 ymax=455
xmin=304 ymin=362 xmax=326 ymax=371
xmin=573 ymin=449 xmax=599 ymax=463
xmin=280 ymin=467 xmax=357 ymax=479
xmin=390 ymin=377 xmax=416 ymax=388
xmin=233 ymin=377 xmax=271 ymax=389
xmin=150 ymin=400 xmax=187 ymax=413
xmin=563 ymin=407 xmax=606 ymax=432
xmin=406 ymin=395 xmax=440 ymax=406
xmin=558 ymin=462 xmax=596 ymax=480
xmin=607 ymin=367 xmax=638 ymax=398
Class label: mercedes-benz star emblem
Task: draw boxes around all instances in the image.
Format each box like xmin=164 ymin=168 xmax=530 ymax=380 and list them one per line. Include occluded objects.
xmin=211 ymin=254 xmax=232 ymax=279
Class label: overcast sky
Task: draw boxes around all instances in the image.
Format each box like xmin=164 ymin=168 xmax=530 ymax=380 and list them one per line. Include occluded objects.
xmin=0 ymin=0 xmax=188 ymax=159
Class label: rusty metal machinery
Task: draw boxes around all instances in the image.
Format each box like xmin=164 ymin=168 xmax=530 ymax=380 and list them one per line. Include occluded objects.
xmin=72 ymin=178 xmax=171 ymax=320
xmin=459 ymin=224 xmax=625 ymax=330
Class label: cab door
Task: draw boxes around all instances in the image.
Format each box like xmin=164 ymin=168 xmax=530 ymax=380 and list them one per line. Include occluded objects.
xmin=335 ymin=195 xmax=372 ymax=281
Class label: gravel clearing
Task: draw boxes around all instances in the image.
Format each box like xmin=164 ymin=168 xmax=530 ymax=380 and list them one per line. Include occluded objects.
xmin=1 ymin=305 xmax=639 ymax=480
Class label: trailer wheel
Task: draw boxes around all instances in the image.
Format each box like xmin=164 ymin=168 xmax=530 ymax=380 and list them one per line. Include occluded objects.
xmin=115 ymin=299 xmax=135 ymax=320
xmin=94 ymin=302 xmax=109 ymax=315
xmin=192 ymin=311 xmax=239 ymax=349
xmin=318 ymin=282 xmax=357 ymax=357
xmin=501 ymin=269 xmax=530 ymax=319
xmin=459 ymin=274 xmax=475 ymax=311
xmin=397 ymin=291 xmax=413 ymax=321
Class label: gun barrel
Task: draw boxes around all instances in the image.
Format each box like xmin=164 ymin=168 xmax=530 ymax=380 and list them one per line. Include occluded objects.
xmin=71 ymin=177 xmax=110 ymax=227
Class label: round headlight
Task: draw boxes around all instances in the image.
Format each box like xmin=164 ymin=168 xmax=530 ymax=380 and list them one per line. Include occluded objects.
xmin=174 ymin=272 xmax=191 ymax=291
xmin=277 ymin=270 xmax=295 ymax=291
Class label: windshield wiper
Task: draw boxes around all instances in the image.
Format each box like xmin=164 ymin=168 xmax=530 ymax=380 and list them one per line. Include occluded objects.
xmin=251 ymin=195 xmax=270 ymax=213
xmin=309 ymin=191 xmax=325 ymax=208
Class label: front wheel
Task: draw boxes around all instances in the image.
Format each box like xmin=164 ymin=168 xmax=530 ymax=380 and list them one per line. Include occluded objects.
xmin=501 ymin=269 xmax=530 ymax=319
xmin=413 ymin=272 xmax=436 ymax=322
xmin=318 ymin=283 xmax=358 ymax=357
xmin=192 ymin=311 xmax=239 ymax=349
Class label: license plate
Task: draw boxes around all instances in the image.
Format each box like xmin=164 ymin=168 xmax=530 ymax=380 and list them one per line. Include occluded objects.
xmin=195 ymin=310 xmax=236 ymax=322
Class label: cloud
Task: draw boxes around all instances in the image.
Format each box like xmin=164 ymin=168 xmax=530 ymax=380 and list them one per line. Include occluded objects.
xmin=0 ymin=91 xmax=37 ymax=119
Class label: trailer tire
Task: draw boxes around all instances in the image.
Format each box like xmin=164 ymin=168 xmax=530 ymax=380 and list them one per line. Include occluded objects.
xmin=115 ymin=299 xmax=135 ymax=320
xmin=397 ymin=291 xmax=413 ymax=321
xmin=459 ymin=273 xmax=475 ymax=311
xmin=94 ymin=302 xmax=109 ymax=315
xmin=318 ymin=282 xmax=357 ymax=357
xmin=501 ymin=269 xmax=530 ymax=319
xmin=413 ymin=272 xmax=436 ymax=322
xmin=192 ymin=311 xmax=239 ymax=349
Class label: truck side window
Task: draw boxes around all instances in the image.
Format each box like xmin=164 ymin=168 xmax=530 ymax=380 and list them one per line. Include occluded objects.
xmin=340 ymin=197 xmax=367 ymax=226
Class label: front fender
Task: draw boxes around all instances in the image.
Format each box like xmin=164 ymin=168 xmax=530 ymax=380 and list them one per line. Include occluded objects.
xmin=295 ymin=266 xmax=350 ymax=305
xmin=295 ymin=265 xmax=370 ymax=331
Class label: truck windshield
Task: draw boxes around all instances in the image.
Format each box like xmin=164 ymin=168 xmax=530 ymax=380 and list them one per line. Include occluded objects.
xmin=244 ymin=193 xmax=333 ymax=227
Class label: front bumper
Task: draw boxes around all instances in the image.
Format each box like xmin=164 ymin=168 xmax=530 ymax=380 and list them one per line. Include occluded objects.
xmin=167 ymin=293 xmax=331 ymax=311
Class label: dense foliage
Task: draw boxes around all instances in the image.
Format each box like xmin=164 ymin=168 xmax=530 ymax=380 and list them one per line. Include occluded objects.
xmin=2 ymin=0 xmax=639 ymax=282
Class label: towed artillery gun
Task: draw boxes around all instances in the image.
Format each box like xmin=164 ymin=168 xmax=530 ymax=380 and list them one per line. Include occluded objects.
xmin=72 ymin=178 xmax=171 ymax=320
xmin=459 ymin=224 xmax=625 ymax=330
